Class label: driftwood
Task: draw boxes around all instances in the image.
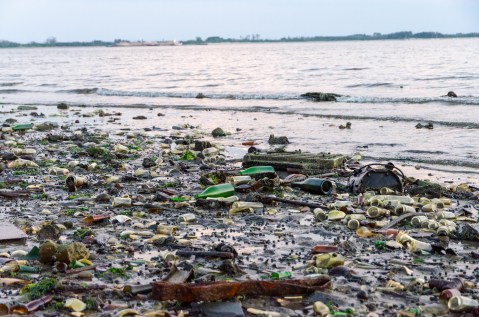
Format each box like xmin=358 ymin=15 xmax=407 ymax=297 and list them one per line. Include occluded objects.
xmin=0 ymin=190 xmax=31 ymax=199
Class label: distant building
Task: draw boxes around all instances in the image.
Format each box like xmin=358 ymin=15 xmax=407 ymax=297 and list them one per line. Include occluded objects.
xmin=114 ymin=40 xmax=182 ymax=47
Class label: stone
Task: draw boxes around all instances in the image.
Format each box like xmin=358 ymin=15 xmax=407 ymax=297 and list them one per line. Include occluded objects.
xmin=57 ymin=103 xmax=69 ymax=109
xmin=36 ymin=122 xmax=59 ymax=132
xmin=142 ymin=157 xmax=156 ymax=168
xmin=268 ymin=134 xmax=290 ymax=145
xmin=133 ymin=116 xmax=147 ymax=120
xmin=200 ymin=301 xmax=245 ymax=317
xmin=447 ymin=91 xmax=457 ymax=98
xmin=194 ymin=140 xmax=212 ymax=151
xmin=39 ymin=240 xmax=59 ymax=264
xmin=39 ymin=240 xmax=89 ymax=264
xmin=17 ymin=105 xmax=38 ymax=111
xmin=301 ymin=92 xmax=342 ymax=102
xmin=56 ymin=242 xmax=89 ymax=263
xmin=37 ymin=224 xmax=61 ymax=241
xmin=212 ymin=127 xmax=226 ymax=137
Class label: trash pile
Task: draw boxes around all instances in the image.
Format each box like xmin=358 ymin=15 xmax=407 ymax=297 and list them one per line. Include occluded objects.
xmin=1 ymin=108 xmax=479 ymax=316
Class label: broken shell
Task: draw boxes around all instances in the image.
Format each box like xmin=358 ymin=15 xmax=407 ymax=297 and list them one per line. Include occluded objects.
xmin=64 ymin=298 xmax=87 ymax=312
xmin=327 ymin=210 xmax=346 ymax=220
xmin=313 ymin=301 xmax=330 ymax=316
xmin=117 ymin=309 xmax=140 ymax=317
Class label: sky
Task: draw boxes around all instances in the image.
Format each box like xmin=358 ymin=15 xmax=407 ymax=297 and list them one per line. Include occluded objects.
xmin=0 ymin=0 xmax=478 ymax=43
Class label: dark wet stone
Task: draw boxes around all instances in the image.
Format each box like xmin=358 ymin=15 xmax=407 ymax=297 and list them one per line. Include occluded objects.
xmin=37 ymin=224 xmax=61 ymax=241
xmin=142 ymin=157 xmax=156 ymax=168
xmin=212 ymin=127 xmax=226 ymax=137
xmin=301 ymin=92 xmax=342 ymax=102
xmin=268 ymin=134 xmax=290 ymax=145
xmin=133 ymin=116 xmax=147 ymax=120
xmin=57 ymin=102 xmax=69 ymax=109
xmin=194 ymin=140 xmax=212 ymax=151
xmin=36 ymin=122 xmax=59 ymax=132
xmin=1 ymin=152 xmax=18 ymax=161
xmin=447 ymin=91 xmax=457 ymax=98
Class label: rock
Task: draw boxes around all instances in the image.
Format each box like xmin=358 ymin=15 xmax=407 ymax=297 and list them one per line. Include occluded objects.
xmin=39 ymin=240 xmax=89 ymax=264
xmin=196 ymin=93 xmax=206 ymax=99
xmin=458 ymin=224 xmax=479 ymax=241
xmin=157 ymin=113 xmax=165 ymax=116
xmin=447 ymin=91 xmax=457 ymax=98
xmin=37 ymin=224 xmax=61 ymax=241
xmin=56 ymin=242 xmax=89 ymax=263
xmin=17 ymin=105 xmax=38 ymax=111
xmin=406 ymin=180 xmax=443 ymax=198
xmin=212 ymin=127 xmax=226 ymax=137
xmin=301 ymin=92 xmax=342 ymax=102
xmin=57 ymin=102 xmax=69 ymax=109
xmin=133 ymin=116 xmax=147 ymax=120
xmin=339 ymin=122 xmax=351 ymax=129
xmin=39 ymin=240 xmax=59 ymax=264
xmin=142 ymin=157 xmax=156 ymax=168
xmin=194 ymin=140 xmax=212 ymax=151
xmin=268 ymin=134 xmax=290 ymax=145
xmin=36 ymin=122 xmax=59 ymax=132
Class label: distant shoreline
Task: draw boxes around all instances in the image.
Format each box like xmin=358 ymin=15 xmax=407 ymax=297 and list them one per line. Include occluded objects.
xmin=1 ymin=31 xmax=478 ymax=48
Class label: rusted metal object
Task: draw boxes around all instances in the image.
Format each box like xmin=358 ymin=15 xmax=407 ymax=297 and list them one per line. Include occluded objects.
xmin=151 ymin=276 xmax=331 ymax=302
xmin=348 ymin=163 xmax=404 ymax=194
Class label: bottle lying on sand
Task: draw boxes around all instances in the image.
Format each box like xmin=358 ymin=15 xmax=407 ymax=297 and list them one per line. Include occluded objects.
xmin=194 ymin=183 xmax=235 ymax=200
xmin=291 ymin=178 xmax=333 ymax=195
xmin=238 ymin=166 xmax=275 ymax=176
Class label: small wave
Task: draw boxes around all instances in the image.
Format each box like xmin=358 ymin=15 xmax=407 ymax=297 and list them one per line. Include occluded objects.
xmin=338 ymin=95 xmax=479 ymax=106
xmin=0 ymin=82 xmax=22 ymax=87
xmin=362 ymin=155 xmax=479 ymax=170
xmin=95 ymin=88 xmax=300 ymax=100
xmin=413 ymin=75 xmax=479 ymax=81
xmin=0 ymin=89 xmax=27 ymax=94
xmin=345 ymin=82 xmax=395 ymax=88
xmin=58 ymin=88 xmax=99 ymax=94
xmin=343 ymin=67 xmax=368 ymax=71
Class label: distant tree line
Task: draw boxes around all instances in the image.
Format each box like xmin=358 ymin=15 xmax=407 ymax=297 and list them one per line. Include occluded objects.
xmin=1 ymin=32 xmax=478 ymax=48
xmin=183 ymin=31 xmax=479 ymax=44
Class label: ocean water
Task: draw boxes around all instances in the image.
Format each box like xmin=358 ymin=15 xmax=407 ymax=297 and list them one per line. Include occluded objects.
xmin=1 ymin=39 xmax=478 ymax=183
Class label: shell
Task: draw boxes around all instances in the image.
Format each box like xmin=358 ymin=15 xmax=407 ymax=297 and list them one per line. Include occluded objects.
xmin=64 ymin=298 xmax=87 ymax=312
xmin=327 ymin=210 xmax=345 ymax=220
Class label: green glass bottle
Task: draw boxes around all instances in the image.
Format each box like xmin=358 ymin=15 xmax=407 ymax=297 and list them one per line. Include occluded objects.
xmin=238 ymin=166 xmax=275 ymax=176
xmin=12 ymin=123 xmax=33 ymax=131
xmin=291 ymin=178 xmax=333 ymax=195
xmin=194 ymin=183 xmax=235 ymax=200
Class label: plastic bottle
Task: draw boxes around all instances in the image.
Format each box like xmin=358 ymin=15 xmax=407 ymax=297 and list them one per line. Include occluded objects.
xmin=238 ymin=166 xmax=275 ymax=175
xmin=291 ymin=178 xmax=333 ymax=195
xmin=194 ymin=183 xmax=235 ymax=200
xmin=12 ymin=123 xmax=33 ymax=131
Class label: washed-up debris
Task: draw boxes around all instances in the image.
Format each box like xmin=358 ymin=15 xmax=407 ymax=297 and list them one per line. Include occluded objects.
xmin=151 ymin=276 xmax=331 ymax=302
xmin=2 ymin=107 xmax=479 ymax=317
xmin=301 ymin=92 xmax=342 ymax=102
xmin=0 ymin=223 xmax=27 ymax=243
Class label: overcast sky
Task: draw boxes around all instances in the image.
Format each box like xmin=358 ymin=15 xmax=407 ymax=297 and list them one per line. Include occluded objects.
xmin=0 ymin=0 xmax=478 ymax=42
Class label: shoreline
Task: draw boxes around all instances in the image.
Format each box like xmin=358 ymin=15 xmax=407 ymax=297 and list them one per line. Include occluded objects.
xmin=1 ymin=102 xmax=479 ymax=186
xmin=1 ymin=103 xmax=479 ymax=316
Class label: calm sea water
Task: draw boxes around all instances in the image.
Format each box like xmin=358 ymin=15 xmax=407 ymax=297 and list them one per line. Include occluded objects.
xmin=1 ymin=39 xmax=479 ymax=182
